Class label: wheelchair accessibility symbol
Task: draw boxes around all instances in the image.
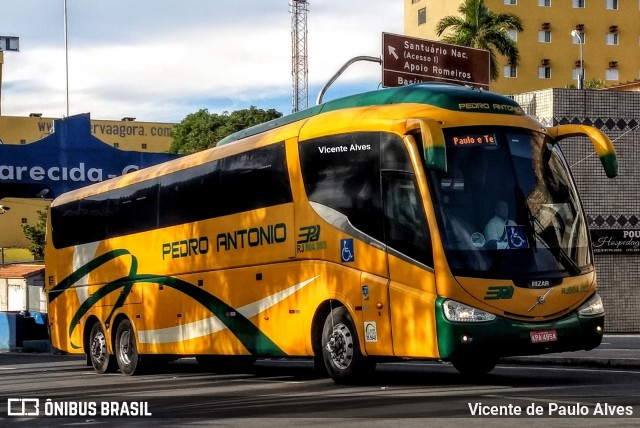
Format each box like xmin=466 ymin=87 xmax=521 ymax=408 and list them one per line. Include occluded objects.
xmin=340 ymin=239 xmax=355 ymax=262
xmin=506 ymin=225 xmax=528 ymax=249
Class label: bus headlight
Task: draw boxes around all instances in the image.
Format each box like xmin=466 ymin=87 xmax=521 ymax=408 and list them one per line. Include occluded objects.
xmin=578 ymin=293 xmax=605 ymax=316
xmin=443 ymin=300 xmax=496 ymax=322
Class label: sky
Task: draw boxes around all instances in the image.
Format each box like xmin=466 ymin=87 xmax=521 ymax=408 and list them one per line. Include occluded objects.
xmin=0 ymin=0 xmax=403 ymax=123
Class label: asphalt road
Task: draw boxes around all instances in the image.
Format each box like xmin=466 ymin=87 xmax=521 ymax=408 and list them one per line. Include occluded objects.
xmin=1 ymin=339 xmax=639 ymax=428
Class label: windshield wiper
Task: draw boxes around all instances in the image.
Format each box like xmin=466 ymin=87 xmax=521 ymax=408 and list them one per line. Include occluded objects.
xmin=532 ymin=215 xmax=581 ymax=275
xmin=513 ymin=187 xmax=580 ymax=275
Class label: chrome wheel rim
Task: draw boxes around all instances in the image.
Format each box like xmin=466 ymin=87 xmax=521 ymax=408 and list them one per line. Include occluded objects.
xmin=118 ymin=329 xmax=134 ymax=365
xmin=326 ymin=323 xmax=354 ymax=370
xmin=90 ymin=329 xmax=107 ymax=365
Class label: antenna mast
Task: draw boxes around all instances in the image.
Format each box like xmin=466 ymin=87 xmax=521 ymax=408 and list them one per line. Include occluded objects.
xmin=290 ymin=0 xmax=308 ymax=112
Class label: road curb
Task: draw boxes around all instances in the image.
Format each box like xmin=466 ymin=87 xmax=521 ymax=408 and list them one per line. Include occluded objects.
xmin=501 ymin=356 xmax=640 ymax=369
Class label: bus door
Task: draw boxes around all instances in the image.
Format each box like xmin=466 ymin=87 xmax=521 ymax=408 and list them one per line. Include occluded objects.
xmin=381 ymin=171 xmax=438 ymax=358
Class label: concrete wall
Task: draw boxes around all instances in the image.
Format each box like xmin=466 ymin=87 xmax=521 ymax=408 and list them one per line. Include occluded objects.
xmin=514 ymin=88 xmax=640 ymax=333
xmin=0 ymin=273 xmax=46 ymax=312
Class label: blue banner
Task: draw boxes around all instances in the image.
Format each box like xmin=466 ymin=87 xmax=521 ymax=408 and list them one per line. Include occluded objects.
xmin=0 ymin=114 xmax=180 ymax=199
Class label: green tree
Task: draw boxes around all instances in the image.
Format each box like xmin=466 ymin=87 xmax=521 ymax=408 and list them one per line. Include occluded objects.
xmin=435 ymin=0 xmax=524 ymax=81
xmin=169 ymin=106 xmax=282 ymax=154
xmin=22 ymin=209 xmax=47 ymax=260
xmin=565 ymin=78 xmax=606 ymax=90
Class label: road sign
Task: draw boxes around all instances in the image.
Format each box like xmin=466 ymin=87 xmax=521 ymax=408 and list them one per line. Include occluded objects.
xmin=382 ymin=32 xmax=489 ymax=90
xmin=0 ymin=36 xmax=20 ymax=52
xmin=0 ymin=36 xmax=19 ymax=52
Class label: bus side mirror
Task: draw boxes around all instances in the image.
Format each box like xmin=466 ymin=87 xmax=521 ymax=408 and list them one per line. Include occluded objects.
xmin=406 ymin=118 xmax=447 ymax=173
xmin=547 ymin=124 xmax=618 ymax=178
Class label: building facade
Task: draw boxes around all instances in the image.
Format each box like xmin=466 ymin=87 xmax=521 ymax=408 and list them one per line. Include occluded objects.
xmin=404 ymin=0 xmax=640 ymax=94
xmin=0 ymin=115 xmax=174 ymax=152
xmin=0 ymin=264 xmax=45 ymax=313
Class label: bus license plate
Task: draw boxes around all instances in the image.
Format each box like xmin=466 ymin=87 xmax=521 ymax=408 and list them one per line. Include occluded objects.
xmin=530 ymin=330 xmax=558 ymax=343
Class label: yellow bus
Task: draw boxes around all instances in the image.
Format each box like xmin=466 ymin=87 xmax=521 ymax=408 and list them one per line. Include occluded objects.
xmin=45 ymin=83 xmax=617 ymax=382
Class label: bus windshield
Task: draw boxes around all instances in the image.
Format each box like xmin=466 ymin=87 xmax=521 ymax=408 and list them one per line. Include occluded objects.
xmin=428 ymin=126 xmax=591 ymax=279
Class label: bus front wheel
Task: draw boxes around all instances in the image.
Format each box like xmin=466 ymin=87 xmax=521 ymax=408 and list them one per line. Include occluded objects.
xmin=450 ymin=354 xmax=498 ymax=377
xmin=114 ymin=319 xmax=142 ymax=376
xmin=321 ymin=306 xmax=375 ymax=383
xmin=89 ymin=322 xmax=116 ymax=374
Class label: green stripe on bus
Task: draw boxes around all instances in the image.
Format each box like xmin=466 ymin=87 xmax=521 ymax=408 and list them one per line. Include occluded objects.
xmin=49 ymin=249 xmax=133 ymax=303
xmin=217 ymin=83 xmax=523 ymax=146
xmin=59 ymin=250 xmax=285 ymax=356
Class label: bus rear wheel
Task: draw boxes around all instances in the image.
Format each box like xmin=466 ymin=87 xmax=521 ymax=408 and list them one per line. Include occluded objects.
xmin=114 ymin=319 xmax=143 ymax=375
xmin=322 ymin=306 xmax=375 ymax=384
xmin=89 ymin=322 xmax=116 ymax=374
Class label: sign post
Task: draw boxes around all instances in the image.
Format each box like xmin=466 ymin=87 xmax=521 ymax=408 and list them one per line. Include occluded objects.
xmin=0 ymin=36 xmax=19 ymax=116
xmin=382 ymin=32 xmax=490 ymax=90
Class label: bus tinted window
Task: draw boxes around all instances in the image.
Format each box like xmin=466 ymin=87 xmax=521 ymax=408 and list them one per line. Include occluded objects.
xmin=299 ymin=132 xmax=389 ymax=242
xmin=382 ymin=172 xmax=433 ymax=267
xmin=50 ymin=194 xmax=111 ymax=247
xmin=428 ymin=126 xmax=590 ymax=278
xmin=218 ymin=143 xmax=292 ymax=214
xmin=51 ymin=143 xmax=292 ymax=248
xmin=108 ymin=182 xmax=159 ymax=237
xmin=158 ymin=161 xmax=222 ymax=227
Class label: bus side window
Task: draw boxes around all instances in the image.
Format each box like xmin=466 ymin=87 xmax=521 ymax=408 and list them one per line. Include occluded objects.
xmin=381 ymin=133 xmax=412 ymax=172
xmin=299 ymin=132 xmax=384 ymax=243
xmin=382 ymin=173 xmax=433 ymax=268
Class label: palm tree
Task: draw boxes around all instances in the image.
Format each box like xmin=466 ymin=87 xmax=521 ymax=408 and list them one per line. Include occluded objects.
xmin=435 ymin=0 xmax=523 ymax=82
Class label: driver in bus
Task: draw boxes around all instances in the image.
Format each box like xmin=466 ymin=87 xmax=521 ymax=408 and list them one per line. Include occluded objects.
xmin=484 ymin=200 xmax=516 ymax=248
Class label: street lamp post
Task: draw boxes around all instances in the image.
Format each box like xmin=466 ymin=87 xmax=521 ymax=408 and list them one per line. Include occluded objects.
xmin=0 ymin=204 xmax=9 ymax=267
xmin=0 ymin=36 xmax=20 ymax=115
xmin=64 ymin=0 xmax=70 ymax=116
xmin=571 ymin=30 xmax=584 ymax=90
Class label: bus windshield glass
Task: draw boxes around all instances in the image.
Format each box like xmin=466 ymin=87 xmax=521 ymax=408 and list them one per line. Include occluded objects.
xmin=427 ymin=126 xmax=591 ymax=279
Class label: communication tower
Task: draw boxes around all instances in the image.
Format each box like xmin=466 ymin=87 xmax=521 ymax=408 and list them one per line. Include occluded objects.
xmin=290 ymin=0 xmax=309 ymax=112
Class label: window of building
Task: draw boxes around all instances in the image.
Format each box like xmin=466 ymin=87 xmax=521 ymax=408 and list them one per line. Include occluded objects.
xmin=605 ymin=68 xmax=619 ymax=80
xmin=572 ymin=67 xmax=585 ymax=80
xmin=20 ymin=139 xmax=26 ymax=144
xmin=508 ymin=29 xmax=518 ymax=41
xmin=141 ymin=143 xmax=148 ymax=150
xmin=504 ymin=0 xmax=517 ymax=4
xmin=573 ymin=0 xmax=585 ymax=7
xmin=538 ymin=66 xmax=551 ymax=79
xmin=539 ymin=0 xmax=551 ymax=6
xmin=418 ymin=7 xmax=426 ymax=25
xmin=607 ymin=33 xmax=619 ymax=45
xmin=538 ymin=30 xmax=552 ymax=43
xmin=504 ymin=65 xmax=517 ymax=78
xmin=572 ymin=31 xmax=586 ymax=44
xmin=21 ymin=218 xmax=27 ymax=224
xmin=606 ymin=0 xmax=618 ymax=10
xmin=113 ymin=143 xmax=120 ymax=148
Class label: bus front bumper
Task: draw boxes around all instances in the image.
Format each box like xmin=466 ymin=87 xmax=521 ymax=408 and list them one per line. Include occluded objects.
xmin=435 ymin=298 xmax=604 ymax=360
